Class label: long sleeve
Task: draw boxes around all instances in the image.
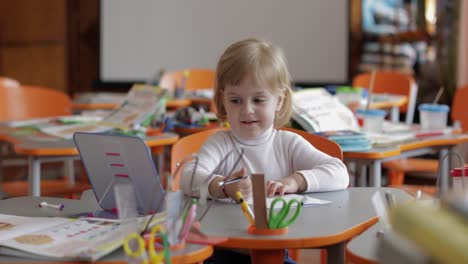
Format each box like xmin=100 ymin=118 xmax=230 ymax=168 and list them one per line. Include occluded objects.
xmin=179 ymin=129 xmax=349 ymax=197
xmin=287 ymin=133 xmax=349 ymax=192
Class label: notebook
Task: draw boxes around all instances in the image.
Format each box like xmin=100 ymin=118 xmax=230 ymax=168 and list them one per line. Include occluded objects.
xmin=73 ymin=132 xmax=165 ymax=216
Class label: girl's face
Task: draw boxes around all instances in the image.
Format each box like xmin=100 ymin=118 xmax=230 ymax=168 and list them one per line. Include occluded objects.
xmin=223 ymin=75 xmax=283 ymax=139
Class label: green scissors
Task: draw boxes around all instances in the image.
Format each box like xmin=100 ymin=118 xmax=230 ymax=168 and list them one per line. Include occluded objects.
xmin=268 ymin=197 xmax=302 ymax=229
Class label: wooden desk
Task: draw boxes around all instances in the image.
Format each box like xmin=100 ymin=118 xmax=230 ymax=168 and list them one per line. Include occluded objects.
xmin=0 ymin=193 xmax=213 ymax=263
xmin=0 ymin=123 xmax=179 ymax=196
xmin=72 ymin=92 xmax=191 ymax=111
xmin=344 ymin=133 xmax=468 ymax=189
xmin=199 ymin=187 xmax=410 ymax=264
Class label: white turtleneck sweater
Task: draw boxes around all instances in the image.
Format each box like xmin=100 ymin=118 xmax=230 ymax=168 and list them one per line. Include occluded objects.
xmin=180 ymin=128 xmax=349 ymax=198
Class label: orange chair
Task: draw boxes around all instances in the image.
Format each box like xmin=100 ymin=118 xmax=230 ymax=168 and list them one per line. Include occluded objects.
xmin=0 ymin=76 xmax=20 ymax=88
xmin=451 ymin=85 xmax=468 ymax=132
xmin=160 ymin=68 xmax=215 ymax=91
xmin=160 ymin=68 xmax=216 ymax=112
xmin=0 ymin=85 xmax=72 ymax=121
xmin=0 ymin=85 xmax=90 ymax=197
xmin=170 ymin=127 xmax=344 ymax=262
xmin=353 ymin=71 xmax=427 ymax=187
xmin=383 ymin=85 xmax=468 ymax=190
xmin=353 ymin=70 xmax=418 ymax=125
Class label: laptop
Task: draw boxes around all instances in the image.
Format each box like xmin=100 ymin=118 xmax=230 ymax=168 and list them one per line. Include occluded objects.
xmin=73 ymin=132 xmax=165 ymax=217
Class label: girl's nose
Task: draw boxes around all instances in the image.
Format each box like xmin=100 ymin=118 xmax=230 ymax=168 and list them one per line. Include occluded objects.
xmin=242 ymin=101 xmax=254 ymax=114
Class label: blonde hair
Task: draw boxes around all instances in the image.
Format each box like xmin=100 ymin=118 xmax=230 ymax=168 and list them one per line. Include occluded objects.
xmin=214 ymin=38 xmax=293 ymax=128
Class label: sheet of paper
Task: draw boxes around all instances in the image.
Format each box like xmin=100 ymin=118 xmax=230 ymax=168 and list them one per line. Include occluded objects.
xmin=246 ymin=194 xmax=331 ymax=209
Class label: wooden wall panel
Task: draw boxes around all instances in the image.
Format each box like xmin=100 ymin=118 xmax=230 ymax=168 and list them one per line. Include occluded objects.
xmin=0 ymin=0 xmax=66 ymax=42
xmin=1 ymin=46 xmax=66 ymax=92
xmin=0 ymin=0 xmax=67 ymax=92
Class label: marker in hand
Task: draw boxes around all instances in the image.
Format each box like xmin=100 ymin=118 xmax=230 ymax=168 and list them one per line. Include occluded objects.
xmin=235 ymin=191 xmax=255 ymax=225
xmin=39 ymin=201 xmax=65 ymax=211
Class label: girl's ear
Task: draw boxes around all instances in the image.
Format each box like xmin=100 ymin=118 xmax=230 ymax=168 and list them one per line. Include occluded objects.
xmin=276 ymin=91 xmax=284 ymax=111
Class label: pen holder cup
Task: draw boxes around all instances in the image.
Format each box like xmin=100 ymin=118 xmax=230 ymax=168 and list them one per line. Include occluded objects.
xmin=356 ymin=109 xmax=386 ymax=133
xmin=418 ymin=104 xmax=450 ymax=130
xmin=247 ymin=225 xmax=288 ymax=235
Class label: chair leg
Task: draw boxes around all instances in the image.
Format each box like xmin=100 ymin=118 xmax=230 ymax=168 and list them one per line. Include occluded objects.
xmin=388 ymin=170 xmax=405 ymax=186
xmin=288 ymin=249 xmax=300 ymax=262
xmin=320 ymin=249 xmax=327 ymax=264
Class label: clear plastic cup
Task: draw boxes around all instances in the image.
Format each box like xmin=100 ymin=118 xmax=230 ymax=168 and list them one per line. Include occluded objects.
xmin=356 ymin=109 xmax=386 ymax=133
xmin=418 ymin=104 xmax=450 ymax=130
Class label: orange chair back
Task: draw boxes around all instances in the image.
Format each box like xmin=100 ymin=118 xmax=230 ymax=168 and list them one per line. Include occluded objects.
xmin=160 ymin=69 xmax=215 ymax=91
xmin=0 ymin=85 xmax=72 ymax=121
xmin=170 ymin=127 xmax=343 ymax=190
xmin=0 ymin=77 xmax=20 ymax=88
xmin=452 ymin=85 xmax=468 ymax=132
xmin=281 ymin=128 xmax=343 ymax=161
xmin=353 ymin=70 xmax=417 ymax=124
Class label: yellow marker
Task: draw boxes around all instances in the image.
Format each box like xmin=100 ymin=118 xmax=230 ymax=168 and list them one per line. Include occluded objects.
xmin=235 ymin=191 xmax=255 ymax=225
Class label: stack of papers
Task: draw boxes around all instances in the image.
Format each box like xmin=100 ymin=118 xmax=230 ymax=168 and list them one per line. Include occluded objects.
xmin=315 ymin=130 xmax=372 ymax=151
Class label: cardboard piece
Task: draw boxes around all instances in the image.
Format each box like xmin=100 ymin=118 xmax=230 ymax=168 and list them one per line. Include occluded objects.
xmin=251 ymin=174 xmax=268 ymax=229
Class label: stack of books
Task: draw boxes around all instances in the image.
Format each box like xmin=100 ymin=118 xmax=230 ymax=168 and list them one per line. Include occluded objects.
xmin=315 ymin=130 xmax=372 ymax=152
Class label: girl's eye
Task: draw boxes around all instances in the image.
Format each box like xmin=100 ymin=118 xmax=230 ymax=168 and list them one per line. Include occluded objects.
xmin=254 ymin=98 xmax=266 ymax=103
xmin=230 ymin=98 xmax=241 ymax=104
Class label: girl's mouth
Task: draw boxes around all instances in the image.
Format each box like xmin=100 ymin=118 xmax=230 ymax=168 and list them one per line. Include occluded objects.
xmin=242 ymin=120 xmax=258 ymax=125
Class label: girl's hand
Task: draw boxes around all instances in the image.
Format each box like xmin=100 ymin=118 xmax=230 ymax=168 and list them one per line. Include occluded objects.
xmin=224 ymin=168 xmax=252 ymax=200
xmin=266 ymin=172 xmax=306 ymax=197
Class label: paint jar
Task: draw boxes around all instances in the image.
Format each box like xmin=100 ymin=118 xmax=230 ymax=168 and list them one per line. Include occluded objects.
xmin=418 ymin=104 xmax=450 ymax=130
xmin=356 ymin=109 xmax=386 ymax=133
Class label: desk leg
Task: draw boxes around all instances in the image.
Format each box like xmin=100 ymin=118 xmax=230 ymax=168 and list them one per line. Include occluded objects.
xmin=369 ymin=161 xmax=382 ymax=187
xmin=439 ymin=148 xmax=449 ymax=195
xmin=358 ymin=163 xmax=367 ymax=187
xmin=28 ymin=156 xmax=41 ymax=196
xmin=390 ymin=106 xmax=399 ymax=122
xmin=326 ymin=242 xmax=345 ymax=264
xmin=250 ymin=249 xmax=285 ymax=264
xmin=64 ymin=159 xmax=75 ymax=184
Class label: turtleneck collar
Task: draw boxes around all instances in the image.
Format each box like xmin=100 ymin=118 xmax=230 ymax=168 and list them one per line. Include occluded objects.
xmin=230 ymin=126 xmax=274 ymax=146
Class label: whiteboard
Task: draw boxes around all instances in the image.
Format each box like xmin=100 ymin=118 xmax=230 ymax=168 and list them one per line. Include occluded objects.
xmin=100 ymin=0 xmax=349 ymax=85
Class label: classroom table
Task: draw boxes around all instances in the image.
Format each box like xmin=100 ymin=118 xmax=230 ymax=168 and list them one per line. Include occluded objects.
xmin=0 ymin=123 xmax=179 ymax=197
xmin=346 ymin=210 xmax=429 ymax=264
xmin=344 ymin=132 xmax=468 ymax=191
xmin=0 ymin=192 xmax=213 ymax=264
xmin=367 ymin=93 xmax=407 ymax=123
xmin=72 ymin=92 xmax=191 ymax=111
xmin=198 ymin=187 xmax=409 ymax=264
xmin=345 ymin=221 xmax=383 ymax=264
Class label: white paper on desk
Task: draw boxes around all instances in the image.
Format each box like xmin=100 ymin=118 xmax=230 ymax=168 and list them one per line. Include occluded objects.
xmin=247 ymin=194 xmax=331 ymax=209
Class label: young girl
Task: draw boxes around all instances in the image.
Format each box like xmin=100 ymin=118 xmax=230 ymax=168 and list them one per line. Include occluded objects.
xmin=180 ymin=38 xmax=349 ymax=201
